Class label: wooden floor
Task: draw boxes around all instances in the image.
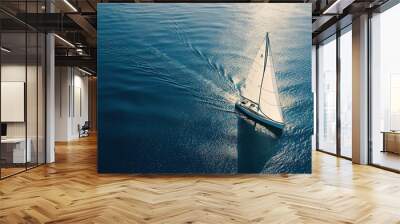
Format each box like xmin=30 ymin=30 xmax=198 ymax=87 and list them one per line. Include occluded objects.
xmin=1 ymin=167 xmax=26 ymax=178
xmin=372 ymin=150 xmax=400 ymax=171
xmin=1 ymin=135 xmax=400 ymax=223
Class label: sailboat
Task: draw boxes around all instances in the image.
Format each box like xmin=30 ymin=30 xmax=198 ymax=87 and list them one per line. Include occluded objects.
xmin=235 ymin=33 xmax=284 ymax=129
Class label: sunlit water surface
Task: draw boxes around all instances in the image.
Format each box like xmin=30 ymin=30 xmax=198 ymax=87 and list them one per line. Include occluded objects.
xmin=98 ymin=4 xmax=312 ymax=173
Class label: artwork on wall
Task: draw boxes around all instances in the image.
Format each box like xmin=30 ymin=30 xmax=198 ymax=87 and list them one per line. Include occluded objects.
xmin=98 ymin=3 xmax=312 ymax=174
xmin=1 ymin=82 xmax=25 ymax=122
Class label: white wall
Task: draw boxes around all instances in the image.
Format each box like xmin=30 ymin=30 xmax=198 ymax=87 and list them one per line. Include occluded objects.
xmin=1 ymin=64 xmax=25 ymax=81
xmin=55 ymin=66 xmax=89 ymax=141
xmin=1 ymin=63 xmax=46 ymax=164
xmin=72 ymin=73 xmax=89 ymax=138
xmin=1 ymin=64 xmax=27 ymax=139
xmin=55 ymin=66 xmax=70 ymax=141
xmin=1 ymin=64 xmax=40 ymax=137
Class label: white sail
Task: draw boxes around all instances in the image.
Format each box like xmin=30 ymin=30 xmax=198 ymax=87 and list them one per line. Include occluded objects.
xmin=259 ymin=35 xmax=283 ymax=123
xmin=242 ymin=39 xmax=266 ymax=103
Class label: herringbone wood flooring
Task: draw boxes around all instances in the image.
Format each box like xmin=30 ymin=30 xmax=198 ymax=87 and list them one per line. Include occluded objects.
xmin=1 ymin=135 xmax=400 ymax=224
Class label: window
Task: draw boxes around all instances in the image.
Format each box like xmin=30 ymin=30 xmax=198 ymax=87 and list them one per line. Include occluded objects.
xmin=0 ymin=1 xmax=46 ymax=179
xmin=339 ymin=26 xmax=352 ymax=158
xmin=317 ymin=35 xmax=337 ymax=154
xmin=370 ymin=3 xmax=400 ymax=171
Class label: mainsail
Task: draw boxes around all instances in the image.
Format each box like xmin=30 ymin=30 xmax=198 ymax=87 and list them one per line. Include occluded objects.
xmin=242 ymin=39 xmax=266 ymax=103
xmin=242 ymin=33 xmax=283 ymax=123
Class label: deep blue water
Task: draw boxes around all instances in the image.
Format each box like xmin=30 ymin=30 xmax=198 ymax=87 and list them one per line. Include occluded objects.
xmin=98 ymin=4 xmax=312 ymax=173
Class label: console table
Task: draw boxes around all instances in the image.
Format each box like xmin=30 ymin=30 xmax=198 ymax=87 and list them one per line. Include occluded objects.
xmin=1 ymin=138 xmax=31 ymax=164
xmin=382 ymin=131 xmax=400 ymax=154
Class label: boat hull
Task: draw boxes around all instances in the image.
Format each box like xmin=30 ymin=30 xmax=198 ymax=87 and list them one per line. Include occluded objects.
xmin=235 ymin=102 xmax=284 ymax=130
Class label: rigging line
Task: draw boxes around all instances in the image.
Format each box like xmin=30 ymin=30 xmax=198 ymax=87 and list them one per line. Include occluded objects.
xmin=258 ymin=34 xmax=283 ymax=116
xmin=258 ymin=33 xmax=270 ymax=117
xmin=258 ymin=33 xmax=268 ymax=108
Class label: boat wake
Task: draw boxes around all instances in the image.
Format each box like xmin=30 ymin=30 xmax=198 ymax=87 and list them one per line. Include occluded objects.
xmin=170 ymin=20 xmax=238 ymax=94
xmin=131 ymin=39 xmax=239 ymax=113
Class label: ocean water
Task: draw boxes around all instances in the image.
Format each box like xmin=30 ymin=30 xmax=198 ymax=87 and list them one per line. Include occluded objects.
xmin=98 ymin=4 xmax=312 ymax=173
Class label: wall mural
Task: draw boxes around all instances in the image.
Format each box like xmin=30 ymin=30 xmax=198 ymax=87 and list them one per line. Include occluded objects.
xmin=98 ymin=3 xmax=312 ymax=174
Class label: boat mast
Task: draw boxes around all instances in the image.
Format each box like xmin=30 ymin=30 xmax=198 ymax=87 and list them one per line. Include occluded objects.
xmin=257 ymin=33 xmax=269 ymax=112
